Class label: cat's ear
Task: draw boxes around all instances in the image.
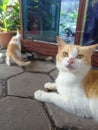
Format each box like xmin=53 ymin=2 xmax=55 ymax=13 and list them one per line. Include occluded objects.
xmin=84 ymin=44 xmax=98 ymax=54
xmin=88 ymin=44 xmax=98 ymax=51
xmin=56 ymin=36 xmax=67 ymax=51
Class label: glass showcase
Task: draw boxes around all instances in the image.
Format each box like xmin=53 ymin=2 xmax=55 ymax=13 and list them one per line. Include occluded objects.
xmin=22 ymin=0 xmax=79 ymax=44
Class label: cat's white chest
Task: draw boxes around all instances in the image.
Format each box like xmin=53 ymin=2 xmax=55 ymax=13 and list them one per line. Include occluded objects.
xmin=55 ymin=71 xmax=82 ymax=96
xmin=55 ymin=71 xmax=91 ymax=117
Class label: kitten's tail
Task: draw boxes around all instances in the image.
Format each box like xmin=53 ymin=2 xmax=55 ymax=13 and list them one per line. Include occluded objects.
xmin=12 ymin=55 xmax=31 ymax=66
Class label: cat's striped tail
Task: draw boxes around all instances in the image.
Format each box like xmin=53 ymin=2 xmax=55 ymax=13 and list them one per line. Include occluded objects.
xmin=12 ymin=54 xmax=31 ymax=66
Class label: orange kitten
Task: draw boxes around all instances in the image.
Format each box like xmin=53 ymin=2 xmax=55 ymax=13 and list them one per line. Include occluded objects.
xmin=6 ymin=30 xmax=31 ymax=66
xmin=34 ymin=37 xmax=98 ymax=122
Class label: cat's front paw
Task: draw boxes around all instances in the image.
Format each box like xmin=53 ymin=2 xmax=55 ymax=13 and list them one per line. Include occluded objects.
xmin=44 ymin=82 xmax=52 ymax=89
xmin=44 ymin=82 xmax=56 ymax=90
xmin=34 ymin=90 xmax=46 ymax=102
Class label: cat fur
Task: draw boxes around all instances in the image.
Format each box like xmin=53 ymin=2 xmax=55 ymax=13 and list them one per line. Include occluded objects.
xmin=6 ymin=30 xmax=31 ymax=66
xmin=34 ymin=37 xmax=98 ymax=122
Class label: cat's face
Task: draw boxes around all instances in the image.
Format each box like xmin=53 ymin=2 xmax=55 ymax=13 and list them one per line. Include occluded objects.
xmin=56 ymin=37 xmax=98 ymax=73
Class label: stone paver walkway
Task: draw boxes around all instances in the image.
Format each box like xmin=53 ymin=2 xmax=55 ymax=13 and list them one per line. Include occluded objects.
xmin=0 ymin=49 xmax=98 ymax=130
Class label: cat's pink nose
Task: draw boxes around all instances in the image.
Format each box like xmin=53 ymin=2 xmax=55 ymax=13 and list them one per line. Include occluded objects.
xmin=67 ymin=58 xmax=74 ymax=65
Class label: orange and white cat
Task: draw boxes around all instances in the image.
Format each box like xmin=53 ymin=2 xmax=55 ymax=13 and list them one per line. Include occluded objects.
xmin=34 ymin=37 xmax=98 ymax=122
xmin=6 ymin=30 xmax=31 ymax=66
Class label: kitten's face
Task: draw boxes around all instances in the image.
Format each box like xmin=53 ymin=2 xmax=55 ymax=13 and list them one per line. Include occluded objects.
xmin=10 ymin=30 xmax=21 ymax=43
xmin=16 ymin=29 xmax=22 ymax=41
xmin=56 ymin=37 xmax=97 ymax=73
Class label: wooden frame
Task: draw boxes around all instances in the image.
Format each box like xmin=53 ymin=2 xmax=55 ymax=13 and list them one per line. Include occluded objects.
xmin=21 ymin=39 xmax=58 ymax=56
xmin=74 ymin=0 xmax=86 ymax=45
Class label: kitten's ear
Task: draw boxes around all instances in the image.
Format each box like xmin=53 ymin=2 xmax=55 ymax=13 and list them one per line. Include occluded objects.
xmin=17 ymin=28 xmax=21 ymax=34
xmin=56 ymin=36 xmax=67 ymax=51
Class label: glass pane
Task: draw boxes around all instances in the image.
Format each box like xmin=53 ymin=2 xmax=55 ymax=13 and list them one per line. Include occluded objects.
xmin=59 ymin=0 xmax=79 ymax=44
xmin=22 ymin=0 xmax=79 ymax=43
xmin=22 ymin=0 xmax=61 ymax=42
xmin=82 ymin=0 xmax=98 ymax=45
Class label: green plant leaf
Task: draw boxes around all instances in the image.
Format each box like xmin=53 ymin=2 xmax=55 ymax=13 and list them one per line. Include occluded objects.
xmin=0 ymin=0 xmax=20 ymax=32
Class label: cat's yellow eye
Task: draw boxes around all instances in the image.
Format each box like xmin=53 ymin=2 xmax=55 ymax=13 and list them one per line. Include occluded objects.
xmin=76 ymin=54 xmax=84 ymax=59
xmin=63 ymin=52 xmax=68 ymax=57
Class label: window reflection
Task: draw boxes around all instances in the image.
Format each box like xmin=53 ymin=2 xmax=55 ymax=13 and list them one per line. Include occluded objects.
xmin=22 ymin=0 xmax=79 ymax=44
xmin=82 ymin=0 xmax=98 ymax=45
xmin=59 ymin=0 xmax=79 ymax=44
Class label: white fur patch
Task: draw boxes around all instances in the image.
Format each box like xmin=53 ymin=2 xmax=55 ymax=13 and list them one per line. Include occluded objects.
xmin=69 ymin=47 xmax=78 ymax=58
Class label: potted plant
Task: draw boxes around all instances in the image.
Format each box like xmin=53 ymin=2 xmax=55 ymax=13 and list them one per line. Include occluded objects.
xmin=0 ymin=0 xmax=20 ymax=48
xmin=7 ymin=1 xmax=20 ymax=31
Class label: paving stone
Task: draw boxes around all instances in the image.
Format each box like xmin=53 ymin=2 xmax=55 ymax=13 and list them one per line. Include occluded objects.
xmin=0 ymin=57 xmax=4 ymax=64
xmin=46 ymin=103 xmax=98 ymax=130
xmin=0 ymin=80 xmax=6 ymax=97
xmin=49 ymin=68 xmax=58 ymax=81
xmin=25 ymin=60 xmax=56 ymax=73
xmin=0 ymin=96 xmax=51 ymax=130
xmin=0 ymin=89 xmax=6 ymax=98
xmin=0 ymin=64 xmax=23 ymax=79
xmin=0 ymin=49 xmax=6 ymax=54
xmin=8 ymin=72 xmax=52 ymax=97
xmin=0 ymin=85 xmax=3 ymax=96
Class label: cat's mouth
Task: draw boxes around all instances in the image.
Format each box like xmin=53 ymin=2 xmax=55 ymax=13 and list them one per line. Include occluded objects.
xmin=66 ymin=64 xmax=74 ymax=70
